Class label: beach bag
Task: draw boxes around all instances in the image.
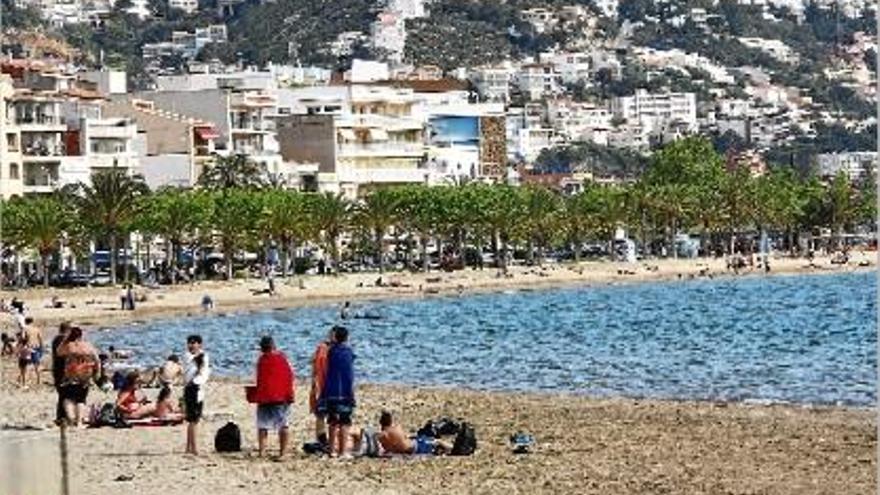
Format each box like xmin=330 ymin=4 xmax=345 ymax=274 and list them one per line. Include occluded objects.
xmin=214 ymin=422 xmax=242 ymax=453
xmin=450 ymin=422 xmax=477 ymax=456
xmin=417 ymin=418 xmax=461 ymax=438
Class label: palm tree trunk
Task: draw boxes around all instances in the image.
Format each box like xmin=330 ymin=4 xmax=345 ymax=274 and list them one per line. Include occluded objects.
xmin=331 ymin=233 xmax=340 ymax=276
xmin=42 ymin=252 xmax=50 ymax=288
xmin=123 ymin=236 xmax=131 ymax=284
xmin=573 ymin=233 xmax=582 ymax=263
xmin=225 ymin=237 xmax=233 ymax=280
xmin=110 ymin=234 xmax=118 ymax=285
xmin=375 ymin=228 xmax=384 ymax=273
xmin=421 ymin=236 xmax=429 ymax=273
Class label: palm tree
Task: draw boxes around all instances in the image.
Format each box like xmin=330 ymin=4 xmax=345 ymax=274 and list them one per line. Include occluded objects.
xmin=139 ymin=188 xmax=213 ymax=283
xmin=3 ymin=196 xmax=69 ymax=287
xmin=356 ymin=189 xmax=401 ymax=273
xmin=260 ymin=189 xmax=310 ymax=277
xmin=827 ymin=171 xmax=857 ymax=250
xmin=212 ymin=188 xmax=263 ymax=280
xmin=76 ymin=169 xmax=149 ymax=285
xmin=197 ymin=154 xmax=266 ymax=190
xmin=309 ymin=192 xmax=350 ymax=274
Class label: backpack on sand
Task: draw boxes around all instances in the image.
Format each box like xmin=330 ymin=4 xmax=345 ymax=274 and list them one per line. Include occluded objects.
xmin=450 ymin=422 xmax=477 ymax=456
xmin=215 ymin=422 xmax=242 ymax=453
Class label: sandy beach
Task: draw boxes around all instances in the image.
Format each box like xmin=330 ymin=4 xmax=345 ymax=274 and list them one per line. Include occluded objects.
xmin=1 ymin=253 xmax=873 ymax=332
xmin=0 ymin=370 xmax=875 ymax=495
xmin=0 ymin=254 xmax=875 ymax=494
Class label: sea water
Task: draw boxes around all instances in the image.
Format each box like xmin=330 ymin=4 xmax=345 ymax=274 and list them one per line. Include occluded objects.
xmin=94 ymin=272 xmax=876 ymax=406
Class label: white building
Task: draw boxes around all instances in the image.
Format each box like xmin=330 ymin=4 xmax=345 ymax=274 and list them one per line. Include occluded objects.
xmin=0 ymin=70 xmax=139 ymax=198
xmin=611 ymin=89 xmax=698 ymax=135
xmin=469 ymin=63 xmax=515 ymax=102
xmin=275 ymin=85 xmax=432 ymax=198
xmin=514 ymin=64 xmax=562 ymax=101
xmin=817 ymin=152 xmax=877 ymax=183
xmin=371 ymin=11 xmax=407 ymax=63
xmin=593 ymin=0 xmax=618 ymax=18
xmin=539 ymin=51 xmax=592 ymax=84
xmin=387 ymin=0 xmax=425 ymax=19
xmin=169 ymin=0 xmax=198 ymax=14
xmin=545 ymin=99 xmax=613 ymax=142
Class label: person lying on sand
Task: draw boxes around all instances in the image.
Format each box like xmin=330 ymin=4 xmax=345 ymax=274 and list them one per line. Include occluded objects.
xmin=116 ymin=371 xmax=158 ymax=420
xmin=377 ymin=411 xmax=452 ymax=455
xmin=155 ymin=385 xmax=183 ymax=421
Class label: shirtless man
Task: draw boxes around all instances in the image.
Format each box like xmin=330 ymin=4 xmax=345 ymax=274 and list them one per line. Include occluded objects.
xmin=377 ymin=411 xmax=451 ymax=456
xmin=18 ymin=317 xmax=44 ymax=386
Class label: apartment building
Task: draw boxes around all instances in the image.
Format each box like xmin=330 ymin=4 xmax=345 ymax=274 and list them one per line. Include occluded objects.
xmin=817 ymin=152 xmax=877 ymax=183
xmin=539 ymin=51 xmax=592 ymax=84
xmin=469 ymin=64 xmax=515 ymax=102
xmin=611 ymin=89 xmax=698 ymax=135
xmin=169 ymin=0 xmax=199 ymax=14
xmin=514 ymin=64 xmax=562 ymax=101
xmin=122 ymin=84 xmax=285 ymax=179
xmin=276 ymin=85 xmax=430 ymax=197
xmin=102 ymin=99 xmax=218 ymax=188
xmin=0 ymin=75 xmax=24 ymax=198
xmin=0 ymin=66 xmax=139 ymax=198
xmin=545 ymin=99 xmax=612 ymax=142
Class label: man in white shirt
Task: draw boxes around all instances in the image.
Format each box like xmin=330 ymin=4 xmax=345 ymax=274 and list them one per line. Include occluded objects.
xmin=184 ymin=334 xmax=210 ymax=455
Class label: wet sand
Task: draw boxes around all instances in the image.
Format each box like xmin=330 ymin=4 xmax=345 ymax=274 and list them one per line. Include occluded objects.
xmin=0 ymin=371 xmax=874 ymax=495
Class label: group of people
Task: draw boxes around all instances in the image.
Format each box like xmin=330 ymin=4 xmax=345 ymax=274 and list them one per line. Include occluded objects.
xmin=249 ymin=324 xmax=449 ymax=459
xmin=3 ymin=296 xmax=451 ymax=459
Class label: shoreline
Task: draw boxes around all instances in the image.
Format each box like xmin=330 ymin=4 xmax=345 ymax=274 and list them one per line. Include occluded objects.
xmin=3 ymin=254 xmax=873 ymax=332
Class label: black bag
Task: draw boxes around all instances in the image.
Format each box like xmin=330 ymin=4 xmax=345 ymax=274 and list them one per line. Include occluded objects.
xmin=450 ymin=422 xmax=477 ymax=456
xmin=417 ymin=418 xmax=461 ymax=438
xmin=214 ymin=422 xmax=242 ymax=453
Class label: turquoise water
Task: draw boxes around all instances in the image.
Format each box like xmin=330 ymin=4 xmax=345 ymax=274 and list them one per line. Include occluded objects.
xmin=94 ymin=272 xmax=876 ymax=406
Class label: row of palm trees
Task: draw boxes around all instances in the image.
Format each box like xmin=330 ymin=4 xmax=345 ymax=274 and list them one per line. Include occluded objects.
xmin=1 ymin=138 xmax=874 ymax=287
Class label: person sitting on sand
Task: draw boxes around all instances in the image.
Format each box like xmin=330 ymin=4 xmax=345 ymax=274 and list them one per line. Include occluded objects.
xmin=159 ymin=354 xmax=183 ymax=387
xmin=155 ymin=385 xmax=182 ymax=420
xmin=116 ymin=371 xmax=158 ymax=420
xmin=377 ymin=411 xmax=451 ymax=455
xmin=1 ymin=332 xmax=14 ymax=356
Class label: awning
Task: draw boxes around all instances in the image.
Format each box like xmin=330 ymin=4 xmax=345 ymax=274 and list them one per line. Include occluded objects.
xmin=195 ymin=126 xmax=220 ymax=140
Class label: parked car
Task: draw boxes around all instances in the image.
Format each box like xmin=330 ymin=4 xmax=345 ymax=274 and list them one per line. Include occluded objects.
xmin=51 ymin=270 xmax=91 ymax=288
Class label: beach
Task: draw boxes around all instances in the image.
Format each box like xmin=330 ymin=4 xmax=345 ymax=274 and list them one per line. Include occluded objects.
xmin=0 ymin=370 xmax=875 ymax=495
xmin=2 ymin=253 xmax=873 ymax=331
xmin=0 ymin=254 xmax=876 ymax=494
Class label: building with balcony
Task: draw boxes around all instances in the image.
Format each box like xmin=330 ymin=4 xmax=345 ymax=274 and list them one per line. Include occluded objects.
xmin=611 ymin=89 xmax=698 ymax=136
xmin=514 ymin=64 xmax=563 ymax=101
xmin=103 ymin=99 xmax=218 ymax=188
xmin=120 ymin=86 xmax=284 ymax=177
xmin=469 ymin=63 xmax=515 ymax=102
xmin=0 ymin=64 xmax=140 ymax=197
xmin=0 ymin=75 xmax=24 ymax=199
xmin=276 ymin=85 xmax=432 ymax=197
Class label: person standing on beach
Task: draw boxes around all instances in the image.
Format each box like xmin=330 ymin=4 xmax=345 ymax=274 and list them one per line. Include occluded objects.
xmin=51 ymin=322 xmax=71 ymax=424
xmin=57 ymin=327 xmax=100 ymax=427
xmin=309 ymin=329 xmax=333 ymax=445
xmin=319 ymin=326 xmax=356 ymax=457
xmin=184 ymin=334 xmax=211 ymax=455
xmin=17 ymin=317 xmax=44 ymax=386
xmin=252 ymin=336 xmax=295 ymax=458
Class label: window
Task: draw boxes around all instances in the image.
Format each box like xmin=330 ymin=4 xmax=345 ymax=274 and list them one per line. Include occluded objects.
xmin=9 ymin=163 xmax=19 ymax=179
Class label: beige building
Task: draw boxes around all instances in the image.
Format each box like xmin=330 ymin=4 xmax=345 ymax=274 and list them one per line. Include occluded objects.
xmin=0 ymin=75 xmax=24 ymax=198
xmin=102 ymin=99 xmax=218 ymax=188
xmin=276 ymin=85 xmax=428 ymax=198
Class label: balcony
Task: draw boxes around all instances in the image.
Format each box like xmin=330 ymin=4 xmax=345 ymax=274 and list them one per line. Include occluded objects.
xmin=22 ymin=141 xmax=66 ymax=159
xmin=23 ymin=163 xmax=60 ymax=192
xmin=15 ymin=115 xmax=65 ymax=130
xmin=337 ymin=142 xmax=424 ymax=158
